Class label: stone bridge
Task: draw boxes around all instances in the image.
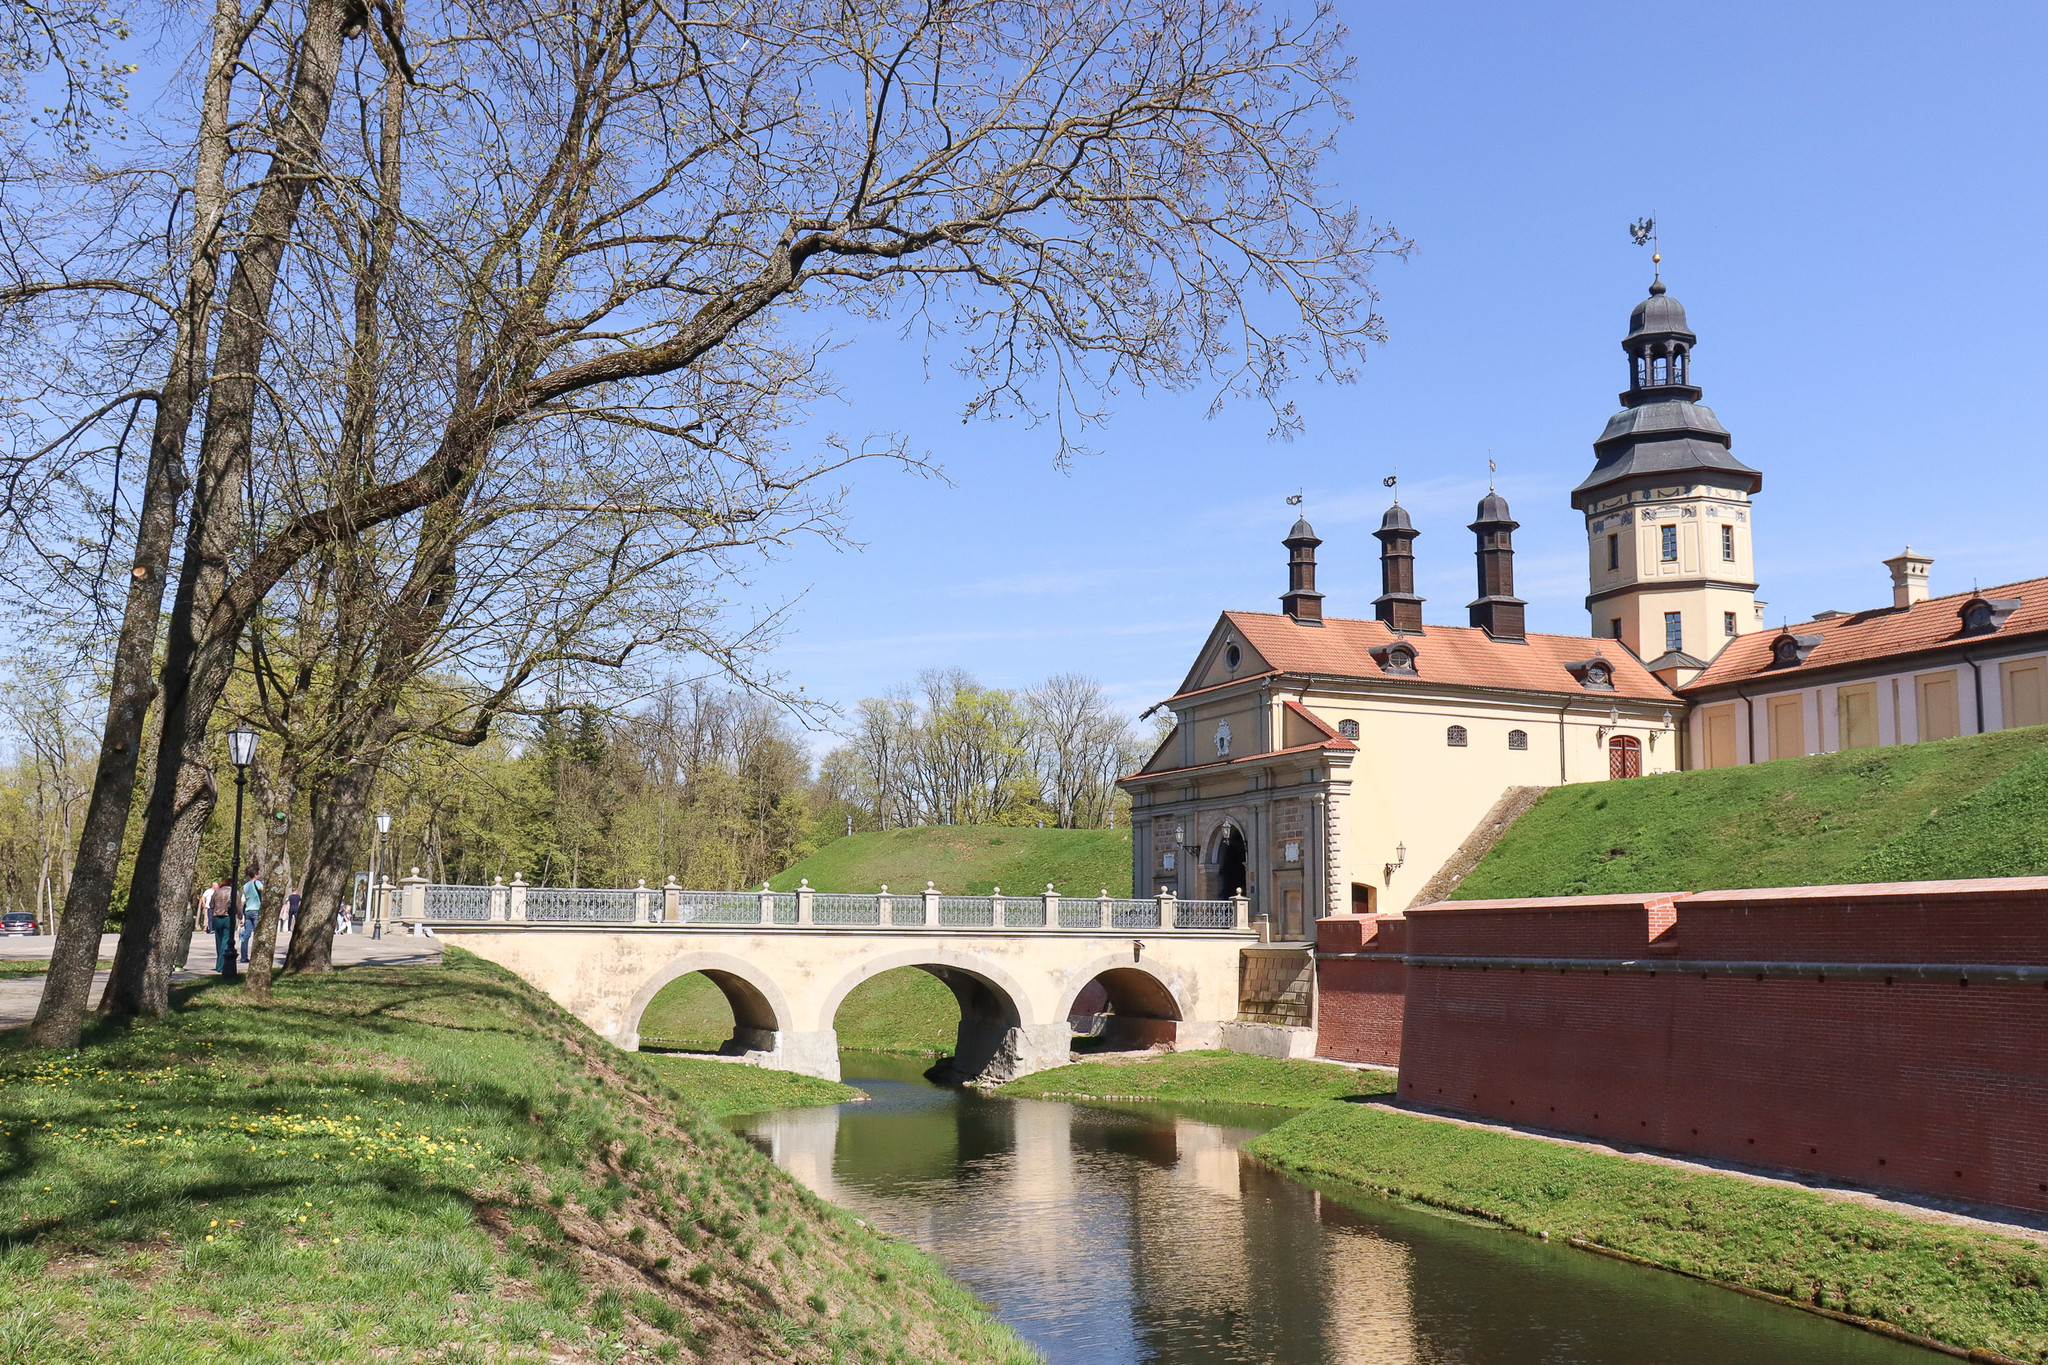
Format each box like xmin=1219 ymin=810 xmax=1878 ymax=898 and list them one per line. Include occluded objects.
xmin=395 ymin=880 xmax=1300 ymax=1082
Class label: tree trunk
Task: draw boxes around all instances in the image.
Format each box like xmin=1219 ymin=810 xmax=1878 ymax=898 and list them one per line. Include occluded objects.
xmin=287 ymin=757 xmax=377 ymax=973
xmin=244 ymin=767 xmax=295 ymax=998
xmin=26 ymin=0 xmax=247 ymax=1048
xmin=102 ymin=0 xmax=358 ymax=1021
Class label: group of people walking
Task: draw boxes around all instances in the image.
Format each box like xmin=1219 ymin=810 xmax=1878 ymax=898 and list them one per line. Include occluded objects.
xmin=192 ymin=874 xmax=303 ymax=980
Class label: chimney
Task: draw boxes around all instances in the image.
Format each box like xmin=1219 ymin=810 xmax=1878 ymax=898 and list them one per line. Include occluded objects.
xmin=1467 ymin=491 xmax=1527 ymax=641
xmin=1883 ymin=546 xmax=1933 ymax=609
xmin=1373 ymin=502 xmax=1425 ymax=634
xmin=1280 ymin=517 xmax=1324 ymax=624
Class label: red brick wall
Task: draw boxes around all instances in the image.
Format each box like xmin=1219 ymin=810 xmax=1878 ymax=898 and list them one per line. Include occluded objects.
xmin=1375 ymin=878 xmax=2048 ymax=1215
xmin=1312 ymin=913 xmax=1405 ymax=1066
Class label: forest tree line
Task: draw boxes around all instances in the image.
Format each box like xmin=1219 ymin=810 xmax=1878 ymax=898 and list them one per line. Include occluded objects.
xmin=0 ymin=668 xmax=1149 ymax=915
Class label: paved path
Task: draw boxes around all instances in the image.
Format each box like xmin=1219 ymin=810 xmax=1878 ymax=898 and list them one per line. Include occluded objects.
xmin=0 ymin=930 xmax=443 ymax=1030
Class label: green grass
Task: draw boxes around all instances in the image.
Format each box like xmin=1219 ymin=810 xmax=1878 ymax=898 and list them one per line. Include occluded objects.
xmin=1250 ymin=1103 xmax=2048 ymax=1362
xmin=0 ymin=947 xmax=1036 ymax=1364
xmin=640 ymin=1055 xmax=864 ymax=1117
xmin=0 ymin=959 xmax=111 ymax=981
xmin=999 ymin=1051 xmax=1395 ymax=1107
xmin=642 ymin=967 xmax=961 ymax=1056
xmin=1458 ymin=725 xmax=2048 ymax=898
xmin=772 ymin=825 xmax=1132 ymax=895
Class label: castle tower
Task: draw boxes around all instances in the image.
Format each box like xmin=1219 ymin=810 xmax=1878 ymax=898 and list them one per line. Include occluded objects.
xmin=1280 ymin=516 xmax=1325 ymax=624
xmin=1573 ymin=277 xmax=1763 ymax=684
xmin=1467 ymin=490 xmax=1526 ymax=640
xmin=1373 ymin=501 xmax=1424 ymax=633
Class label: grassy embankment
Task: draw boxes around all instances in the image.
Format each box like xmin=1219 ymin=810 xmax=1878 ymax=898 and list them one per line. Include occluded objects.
xmin=646 ymin=825 xmax=1128 ymax=1056
xmin=771 ymin=825 xmax=1131 ymax=896
xmin=1251 ymin=1103 xmax=2048 ymax=1363
xmin=0 ymin=947 xmax=1035 ymax=1364
xmin=1458 ymin=724 xmax=2048 ymax=898
xmin=1000 ymin=1051 xmax=1393 ymax=1107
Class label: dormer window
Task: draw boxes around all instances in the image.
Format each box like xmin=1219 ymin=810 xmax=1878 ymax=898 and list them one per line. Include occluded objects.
xmin=1957 ymin=596 xmax=2020 ymax=637
xmin=1766 ymin=632 xmax=1824 ymax=668
xmin=1563 ymin=656 xmax=1616 ymax=691
xmin=1369 ymin=641 xmax=1419 ymax=675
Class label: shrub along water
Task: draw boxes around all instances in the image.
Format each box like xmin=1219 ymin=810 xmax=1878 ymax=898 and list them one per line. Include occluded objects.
xmin=0 ymin=948 xmax=1033 ymax=1364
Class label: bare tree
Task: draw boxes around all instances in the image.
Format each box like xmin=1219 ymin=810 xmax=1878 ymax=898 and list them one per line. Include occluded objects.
xmin=1026 ymin=673 xmax=1132 ymax=828
xmin=16 ymin=0 xmax=1399 ymax=1026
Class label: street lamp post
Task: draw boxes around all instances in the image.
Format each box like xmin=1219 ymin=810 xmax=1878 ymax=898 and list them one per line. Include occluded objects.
xmin=225 ymin=728 xmax=259 ymax=979
xmin=373 ymin=811 xmax=392 ymax=937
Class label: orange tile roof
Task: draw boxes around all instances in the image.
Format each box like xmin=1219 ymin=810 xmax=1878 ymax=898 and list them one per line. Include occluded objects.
xmin=1192 ymin=611 xmax=1676 ymax=703
xmin=1684 ymin=575 xmax=2048 ymax=690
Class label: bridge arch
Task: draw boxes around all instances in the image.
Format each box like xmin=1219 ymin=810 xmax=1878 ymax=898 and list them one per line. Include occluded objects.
xmin=820 ymin=947 xmax=1056 ymax=1085
xmin=626 ymin=950 xmax=795 ymax=1054
xmin=1058 ymin=955 xmax=1191 ymax=1052
xmin=817 ymin=946 xmax=1042 ymax=1032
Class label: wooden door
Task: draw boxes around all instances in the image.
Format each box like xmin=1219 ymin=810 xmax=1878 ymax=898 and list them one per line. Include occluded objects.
xmin=2003 ymin=659 xmax=2047 ymax=730
xmin=1916 ymin=672 xmax=1960 ymax=742
xmin=1768 ymin=694 xmax=1806 ymax=760
xmin=1608 ymin=735 xmax=1641 ymax=779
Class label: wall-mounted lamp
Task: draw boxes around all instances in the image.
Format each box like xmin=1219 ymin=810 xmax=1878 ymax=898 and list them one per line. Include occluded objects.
xmin=1385 ymin=840 xmax=1406 ymax=879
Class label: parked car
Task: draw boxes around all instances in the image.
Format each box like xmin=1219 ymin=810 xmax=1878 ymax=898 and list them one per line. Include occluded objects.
xmin=0 ymin=910 xmax=35 ymax=936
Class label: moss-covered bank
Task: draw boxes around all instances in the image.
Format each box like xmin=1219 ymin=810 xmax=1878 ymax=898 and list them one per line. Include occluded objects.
xmin=0 ymin=947 xmax=1033 ymax=1364
xmin=1250 ymin=1103 xmax=2048 ymax=1363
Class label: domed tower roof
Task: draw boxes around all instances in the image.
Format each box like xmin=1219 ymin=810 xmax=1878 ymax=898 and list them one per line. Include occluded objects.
xmin=1473 ymin=490 xmax=1515 ymax=526
xmin=1285 ymin=516 xmax=1320 ymax=544
xmin=1625 ymin=279 xmax=1695 ymax=344
xmin=1376 ymin=502 xmax=1413 ymax=534
xmin=1571 ymin=277 xmax=1760 ymax=511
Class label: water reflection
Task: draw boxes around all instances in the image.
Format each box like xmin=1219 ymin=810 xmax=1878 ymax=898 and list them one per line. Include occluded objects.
xmin=736 ymin=1054 xmax=1931 ymax=1365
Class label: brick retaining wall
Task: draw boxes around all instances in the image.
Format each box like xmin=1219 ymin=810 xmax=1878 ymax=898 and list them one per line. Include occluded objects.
xmin=1316 ymin=877 xmax=2048 ymax=1215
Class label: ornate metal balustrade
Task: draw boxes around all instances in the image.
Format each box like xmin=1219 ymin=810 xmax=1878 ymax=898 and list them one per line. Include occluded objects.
xmin=389 ymin=874 xmax=1250 ymax=934
xmin=527 ymin=888 xmax=638 ymax=923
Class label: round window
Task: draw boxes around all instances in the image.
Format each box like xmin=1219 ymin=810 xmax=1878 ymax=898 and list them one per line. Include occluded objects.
xmin=1224 ymin=644 xmax=1241 ymax=670
xmin=1587 ymin=664 xmax=1609 ymax=685
xmin=1389 ymin=647 xmax=1412 ymax=670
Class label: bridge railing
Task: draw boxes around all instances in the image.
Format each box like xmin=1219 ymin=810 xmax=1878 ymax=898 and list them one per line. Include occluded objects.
xmin=392 ymin=873 xmax=1252 ymax=935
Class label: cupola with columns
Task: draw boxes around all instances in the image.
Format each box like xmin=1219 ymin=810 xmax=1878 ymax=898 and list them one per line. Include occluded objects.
xmin=1573 ymin=273 xmax=1765 ymax=685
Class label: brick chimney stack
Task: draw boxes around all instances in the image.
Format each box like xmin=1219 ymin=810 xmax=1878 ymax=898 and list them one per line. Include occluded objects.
xmin=1884 ymin=547 xmax=1933 ymax=609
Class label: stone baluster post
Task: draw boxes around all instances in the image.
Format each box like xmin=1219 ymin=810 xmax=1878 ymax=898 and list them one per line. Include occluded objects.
xmin=879 ymin=885 xmax=891 ymax=928
xmin=489 ymin=876 xmax=507 ymax=922
xmin=757 ymin=881 xmax=775 ymax=927
xmin=635 ymin=879 xmax=652 ymax=925
xmin=922 ymin=882 xmax=938 ymax=928
xmin=509 ymin=873 xmax=528 ymax=923
xmin=1154 ymin=886 xmax=1174 ymax=931
xmin=796 ymin=879 xmax=814 ymax=927
xmin=991 ymin=886 xmax=1002 ymax=929
xmin=402 ymin=868 xmax=428 ymax=934
xmin=1097 ymin=888 xmax=1111 ymax=931
xmin=1043 ymin=883 xmax=1059 ymax=930
xmin=1232 ymin=891 xmax=1250 ymax=932
xmin=666 ymin=876 xmax=681 ymax=925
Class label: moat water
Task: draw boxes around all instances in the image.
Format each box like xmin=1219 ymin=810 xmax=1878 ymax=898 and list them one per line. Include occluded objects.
xmin=732 ymin=1053 xmax=1935 ymax=1364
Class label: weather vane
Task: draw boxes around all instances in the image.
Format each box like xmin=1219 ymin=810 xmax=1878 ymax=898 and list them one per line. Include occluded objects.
xmin=1382 ymin=469 xmax=1398 ymax=502
xmin=1487 ymin=451 xmax=1496 ymax=491
xmin=1629 ymin=214 xmax=1661 ymax=280
xmin=1285 ymin=488 xmax=1303 ymax=507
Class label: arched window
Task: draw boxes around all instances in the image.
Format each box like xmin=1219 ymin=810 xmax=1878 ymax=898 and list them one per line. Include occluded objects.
xmin=1507 ymin=729 xmax=1528 ymax=751
xmin=1338 ymin=719 xmax=1360 ymax=739
xmin=1609 ymin=734 xmax=1642 ymax=779
xmin=1446 ymin=725 xmax=1468 ymax=747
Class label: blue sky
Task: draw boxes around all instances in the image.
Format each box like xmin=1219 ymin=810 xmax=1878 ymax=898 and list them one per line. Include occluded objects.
xmin=744 ymin=1 xmax=2048 ymax=739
